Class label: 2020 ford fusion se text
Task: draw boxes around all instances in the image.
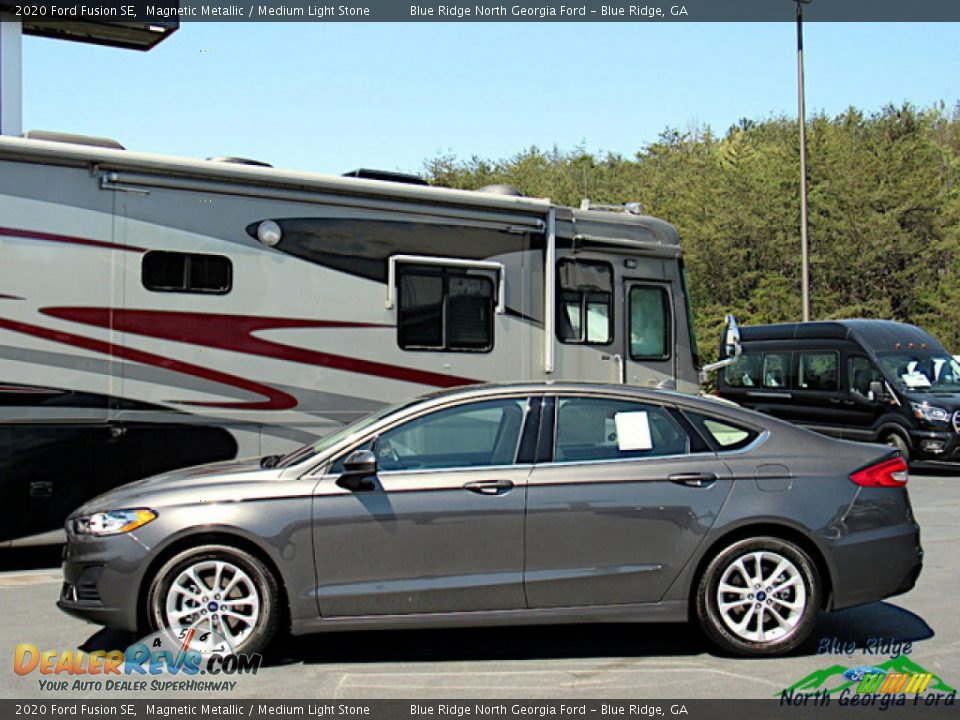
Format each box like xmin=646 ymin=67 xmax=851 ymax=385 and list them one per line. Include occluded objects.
xmin=59 ymin=383 xmax=922 ymax=657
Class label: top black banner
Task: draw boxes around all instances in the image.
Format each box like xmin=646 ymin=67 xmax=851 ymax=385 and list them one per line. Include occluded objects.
xmin=1 ymin=0 xmax=959 ymax=22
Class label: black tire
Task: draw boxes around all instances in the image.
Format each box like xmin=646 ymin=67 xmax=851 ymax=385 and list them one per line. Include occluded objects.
xmin=883 ymin=432 xmax=911 ymax=463
xmin=146 ymin=544 xmax=279 ymax=656
xmin=696 ymin=536 xmax=821 ymax=657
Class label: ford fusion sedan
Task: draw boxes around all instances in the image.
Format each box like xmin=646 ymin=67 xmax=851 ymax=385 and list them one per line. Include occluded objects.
xmin=59 ymin=383 xmax=922 ymax=657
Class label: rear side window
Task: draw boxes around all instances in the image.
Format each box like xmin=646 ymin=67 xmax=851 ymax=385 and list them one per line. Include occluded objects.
xmin=684 ymin=411 xmax=760 ymax=451
xmin=761 ymin=353 xmax=790 ymax=388
xmin=142 ymin=251 xmax=232 ymax=294
xmin=557 ymin=260 xmax=613 ymax=345
xmin=554 ymin=397 xmax=691 ymax=462
xmin=723 ymin=353 xmax=762 ymax=387
xmin=797 ymin=351 xmax=839 ymax=391
xmin=397 ymin=266 xmax=493 ymax=352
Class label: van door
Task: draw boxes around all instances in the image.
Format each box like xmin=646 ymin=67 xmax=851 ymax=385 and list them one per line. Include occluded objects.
xmin=622 ymin=282 xmax=676 ymax=388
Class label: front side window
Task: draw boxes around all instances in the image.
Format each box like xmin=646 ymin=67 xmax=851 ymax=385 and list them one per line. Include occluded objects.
xmin=142 ymin=251 xmax=232 ymax=294
xmin=398 ymin=266 xmax=493 ymax=352
xmin=374 ymin=398 xmax=528 ymax=472
xmin=554 ymin=397 xmax=691 ymax=462
xmin=796 ymin=351 xmax=839 ymax=391
xmin=557 ymin=260 xmax=613 ymax=345
xmin=629 ymin=285 xmax=670 ymax=360
xmin=849 ymin=356 xmax=884 ymax=397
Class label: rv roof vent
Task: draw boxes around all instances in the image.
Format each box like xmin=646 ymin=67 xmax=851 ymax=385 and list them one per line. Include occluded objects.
xmin=22 ymin=130 xmax=125 ymax=150
xmin=207 ymin=156 xmax=273 ymax=168
xmin=343 ymin=169 xmax=429 ymax=186
xmin=479 ymin=184 xmax=524 ymax=197
xmin=579 ymin=199 xmax=643 ymax=214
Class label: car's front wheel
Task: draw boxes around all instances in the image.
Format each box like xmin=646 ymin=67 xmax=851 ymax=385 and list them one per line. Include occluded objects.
xmin=146 ymin=544 xmax=279 ymax=656
xmin=696 ymin=537 xmax=821 ymax=656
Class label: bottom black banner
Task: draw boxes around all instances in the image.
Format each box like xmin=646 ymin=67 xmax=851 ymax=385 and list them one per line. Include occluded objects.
xmin=1 ymin=698 xmax=957 ymax=720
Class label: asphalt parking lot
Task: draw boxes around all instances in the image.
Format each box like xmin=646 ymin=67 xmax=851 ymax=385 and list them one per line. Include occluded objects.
xmin=2 ymin=472 xmax=956 ymax=700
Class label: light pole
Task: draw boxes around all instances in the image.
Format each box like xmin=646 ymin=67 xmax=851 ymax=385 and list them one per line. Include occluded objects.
xmin=796 ymin=0 xmax=811 ymax=322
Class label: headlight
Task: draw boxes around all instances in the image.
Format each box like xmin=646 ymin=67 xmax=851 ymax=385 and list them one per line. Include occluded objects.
xmin=911 ymin=402 xmax=950 ymax=423
xmin=73 ymin=509 xmax=157 ymax=536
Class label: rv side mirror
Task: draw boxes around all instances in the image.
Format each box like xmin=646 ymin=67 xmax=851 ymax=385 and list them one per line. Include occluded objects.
xmin=698 ymin=314 xmax=744 ymax=384
xmin=336 ymin=449 xmax=377 ymax=491
xmin=723 ymin=314 xmax=742 ymax=360
xmin=869 ymin=380 xmax=887 ymax=403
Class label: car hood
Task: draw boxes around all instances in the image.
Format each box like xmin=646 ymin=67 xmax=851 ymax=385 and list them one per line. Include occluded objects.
xmin=70 ymin=457 xmax=281 ymax=516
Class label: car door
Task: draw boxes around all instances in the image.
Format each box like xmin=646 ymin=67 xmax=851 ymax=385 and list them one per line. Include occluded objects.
xmin=524 ymin=394 xmax=733 ymax=608
xmin=311 ymin=395 xmax=535 ymax=617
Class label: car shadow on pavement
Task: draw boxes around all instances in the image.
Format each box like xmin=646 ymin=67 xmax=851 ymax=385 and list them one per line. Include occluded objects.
xmin=69 ymin=601 xmax=933 ymax=664
xmin=794 ymin=601 xmax=934 ymax=655
xmin=264 ymin=601 xmax=934 ymax=667
xmin=0 ymin=547 xmax=62 ymax=571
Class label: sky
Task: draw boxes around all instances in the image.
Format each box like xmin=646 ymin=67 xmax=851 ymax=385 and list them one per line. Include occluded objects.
xmin=18 ymin=22 xmax=960 ymax=176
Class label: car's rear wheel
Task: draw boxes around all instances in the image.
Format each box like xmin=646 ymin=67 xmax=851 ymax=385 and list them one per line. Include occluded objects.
xmin=696 ymin=537 xmax=820 ymax=656
xmin=146 ymin=544 xmax=279 ymax=656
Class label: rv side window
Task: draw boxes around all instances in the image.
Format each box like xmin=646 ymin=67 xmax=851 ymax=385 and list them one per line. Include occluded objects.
xmin=557 ymin=260 xmax=613 ymax=345
xmin=397 ymin=266 xmax=494 ymax=352
xmin=629 ymin=286 xmax=670 ymax=360
xmin=142 ymin=251 xmax=232 ymax=294
xmin=723 ymin=353 xmax=762 ymax=387
xmin=796 ymin=351 xmax=839 ymax=391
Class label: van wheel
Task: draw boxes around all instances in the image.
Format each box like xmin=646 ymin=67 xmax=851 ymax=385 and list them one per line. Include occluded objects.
xmin=146 ymin=544 xmax=279 ymax=656
xmin=883 ymin=432 xmax=910 ymax=462
xmin=696 ymin=537 xmax=821 ymax=657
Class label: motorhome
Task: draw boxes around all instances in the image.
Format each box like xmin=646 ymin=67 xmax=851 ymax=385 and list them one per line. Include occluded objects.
xmin=0 ymin=132 xmax=702 ymax=545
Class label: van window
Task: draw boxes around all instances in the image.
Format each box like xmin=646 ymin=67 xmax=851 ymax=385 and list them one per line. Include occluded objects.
xmin=557 ymin=260 xmax=613 ymax=345
xmin=142 ymin=251 xmax=232 ymax=294
xmin=629 ymin=286 xmax=670 ymax=360
xmin=849 ymin=357 xmax=884 ymax=397
xmin=724 ymin=353 xmax=762 ymax=387
xmin=796 ymin=352 xmax=839 ymax=391
xmin=398 ymin=266 xmax=494 ymax=352
xmin=762 ymin=353 xmax=790 ymax=388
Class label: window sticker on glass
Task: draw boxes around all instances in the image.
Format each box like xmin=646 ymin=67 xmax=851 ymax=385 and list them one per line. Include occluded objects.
xmin=614 ymin=411 xmax=653 ymax=451
xmin=901 ymin=371 xmax=932 ymax=389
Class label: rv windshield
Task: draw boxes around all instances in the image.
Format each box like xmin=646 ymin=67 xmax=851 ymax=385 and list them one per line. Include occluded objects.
xmin=876 ymin=351 xmax=960 ymax=393
xmin=275 ymin=397 xmax=425 ymax=469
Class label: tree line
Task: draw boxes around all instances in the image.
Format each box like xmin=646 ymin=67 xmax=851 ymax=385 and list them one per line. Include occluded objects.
xmin=424 ymin=103 xmax=960 ymax=364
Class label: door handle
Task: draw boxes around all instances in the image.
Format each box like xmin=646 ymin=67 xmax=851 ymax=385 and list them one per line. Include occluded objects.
xmin=668 ymin=472 xmax=718 ymax=488
xmin=463 ymin=479 xmax=514 ymax=495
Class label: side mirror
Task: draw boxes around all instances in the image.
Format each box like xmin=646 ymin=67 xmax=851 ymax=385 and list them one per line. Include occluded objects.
xmin=722 ymin=314 xmax=742 ymax=361
xmin=336 ymin=449 xmax=377 ymax=491
xmin=699 ymin=314 xmax=743 ymax=383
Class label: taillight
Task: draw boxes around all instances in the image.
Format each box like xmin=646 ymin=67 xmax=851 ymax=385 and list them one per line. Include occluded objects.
xmin=850 ymin=457 xmax=909 ymax=487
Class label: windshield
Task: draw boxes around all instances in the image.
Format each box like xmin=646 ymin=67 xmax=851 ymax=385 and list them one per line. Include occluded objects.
xmin=876 ymin=351 xmax=960 ymax=393
xmin=275 ymin=396 xmax=425 ymax=469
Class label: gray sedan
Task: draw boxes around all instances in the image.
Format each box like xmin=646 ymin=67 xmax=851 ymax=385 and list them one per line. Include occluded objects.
xmin=59 ymin=383 xmax=922 ymax=657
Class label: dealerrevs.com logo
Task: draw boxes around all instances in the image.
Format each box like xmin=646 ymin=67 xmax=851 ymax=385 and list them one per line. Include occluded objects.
xmin=13 ymin=627 xmax=261 ymax=692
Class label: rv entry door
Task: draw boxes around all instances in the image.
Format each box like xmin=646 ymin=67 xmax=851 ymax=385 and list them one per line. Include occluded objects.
xmin=622 ymin=282 xmax=676 ymax=388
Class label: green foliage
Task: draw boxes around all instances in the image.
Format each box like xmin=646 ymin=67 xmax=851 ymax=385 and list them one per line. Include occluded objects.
xmin=424 ymin=103 xmax=960 ymax=362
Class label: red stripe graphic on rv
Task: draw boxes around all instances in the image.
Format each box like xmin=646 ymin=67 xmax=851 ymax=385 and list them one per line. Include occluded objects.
xmin=42 ymin=308 xmax=478 ymax=389
xmin=0 ymin=226 xmax=146 ymax=253
xmin=0 ymin=316 xmax=297 ymax=410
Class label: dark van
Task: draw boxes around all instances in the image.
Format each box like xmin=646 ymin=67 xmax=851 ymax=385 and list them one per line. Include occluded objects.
xmin=716 ymin=319 xmax=960 ymax=466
